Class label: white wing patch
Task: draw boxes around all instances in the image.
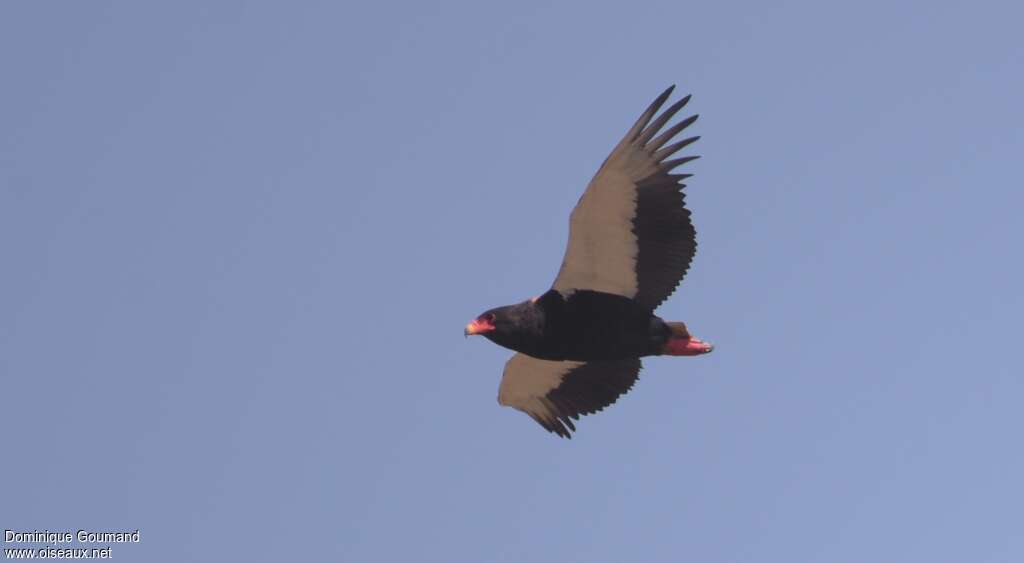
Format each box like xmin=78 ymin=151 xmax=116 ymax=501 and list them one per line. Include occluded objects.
xmin=498 ymin=354 xmax=582 ymax=427
xmin=497 ymin=353 xmax=642 ymax=438
xmin=551 ymin=94 xmax=681 ymax=299
xmin=554 ymin=168 xmax=639 ymax=298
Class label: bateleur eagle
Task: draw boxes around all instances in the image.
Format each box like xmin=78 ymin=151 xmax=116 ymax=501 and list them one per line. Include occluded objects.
xmin=466 ymin=86 xmax=713 ymax=438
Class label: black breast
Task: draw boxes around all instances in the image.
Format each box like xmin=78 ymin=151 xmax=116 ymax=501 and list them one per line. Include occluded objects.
xmin=535 ymin=290 xmax=662 ymax=361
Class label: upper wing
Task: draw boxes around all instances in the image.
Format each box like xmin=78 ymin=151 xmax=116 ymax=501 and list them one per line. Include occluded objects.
xmin=552 ymin=86 xmax=700 ymax=311
xmin=497 ymin=353 xmax=641 ymax=438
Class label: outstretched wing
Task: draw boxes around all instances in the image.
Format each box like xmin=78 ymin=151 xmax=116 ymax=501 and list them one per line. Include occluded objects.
xmin=497 ymin=353 xmax=642 ymax=438
xmin=552 ymin=86 xmax=699 ymax=311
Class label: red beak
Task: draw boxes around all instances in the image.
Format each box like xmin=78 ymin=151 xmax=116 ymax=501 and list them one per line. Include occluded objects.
xmin=464 ymin=318 xmax=496 ymax=336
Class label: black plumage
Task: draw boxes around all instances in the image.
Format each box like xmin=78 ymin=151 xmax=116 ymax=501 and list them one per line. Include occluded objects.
xmin=466 ymin=86 xmax=714 ymax=438
xmin=478 ymin=290 xmax=670 ymax=361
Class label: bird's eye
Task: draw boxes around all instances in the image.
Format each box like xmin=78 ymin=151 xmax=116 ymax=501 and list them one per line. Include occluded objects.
xmin=482 ymin=313 xmax=496 ymax=323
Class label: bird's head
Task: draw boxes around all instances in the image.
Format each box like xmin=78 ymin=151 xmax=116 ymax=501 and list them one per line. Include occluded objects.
xmin=465 ymin=300 xmax=542 ymax=341
xmin=465 ymin=308 xmax=503 ymax=338
xmin=465 ymin=299 xmax=548 ymax=356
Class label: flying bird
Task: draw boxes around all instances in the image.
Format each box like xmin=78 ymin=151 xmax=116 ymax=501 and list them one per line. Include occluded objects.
xmin=465 ymin=86 xmax=713 ymax=438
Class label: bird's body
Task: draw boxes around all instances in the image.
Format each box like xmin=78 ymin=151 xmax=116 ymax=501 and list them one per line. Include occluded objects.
xmin=466 ymin=86 xmax=714 ymax=438
xmin=480 ymin=289 xmax=690 ymax=362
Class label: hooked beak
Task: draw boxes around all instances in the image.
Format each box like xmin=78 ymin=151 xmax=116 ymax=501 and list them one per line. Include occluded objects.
xmin=464 ymin=318 xmax=495 ymax=337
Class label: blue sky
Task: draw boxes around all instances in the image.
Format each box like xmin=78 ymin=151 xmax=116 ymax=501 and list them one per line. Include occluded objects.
xmin=3 ymin=1 xmax=1022 ymax=561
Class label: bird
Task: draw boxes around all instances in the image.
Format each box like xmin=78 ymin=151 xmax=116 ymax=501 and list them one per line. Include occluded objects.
xmin=465 ymin=85 xmax=713 ymax=438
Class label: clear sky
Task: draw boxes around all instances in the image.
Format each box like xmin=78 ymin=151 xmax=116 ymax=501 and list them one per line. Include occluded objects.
xmin=3 ymin=1 xmax=1022 ymax=562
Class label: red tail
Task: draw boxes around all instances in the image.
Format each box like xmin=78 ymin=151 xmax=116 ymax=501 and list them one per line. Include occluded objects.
xmin=662 ymin=322 xmax=715 ymax=356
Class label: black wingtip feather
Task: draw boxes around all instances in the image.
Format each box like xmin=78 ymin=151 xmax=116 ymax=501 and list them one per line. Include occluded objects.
xmin=653 ymin=135 xmax=700 ymax=161
xmin=637 ymin=93 xmax=692 ymax=146
xmin=628 ymin=86 xmax=677 ymax=142
xmin=532 ymin=359 xmax=642 ymax=439
xmin=660 ymin=155 xmax=701 ymax=172
xmin=648 ymin=114 xmax=700 ymax=152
